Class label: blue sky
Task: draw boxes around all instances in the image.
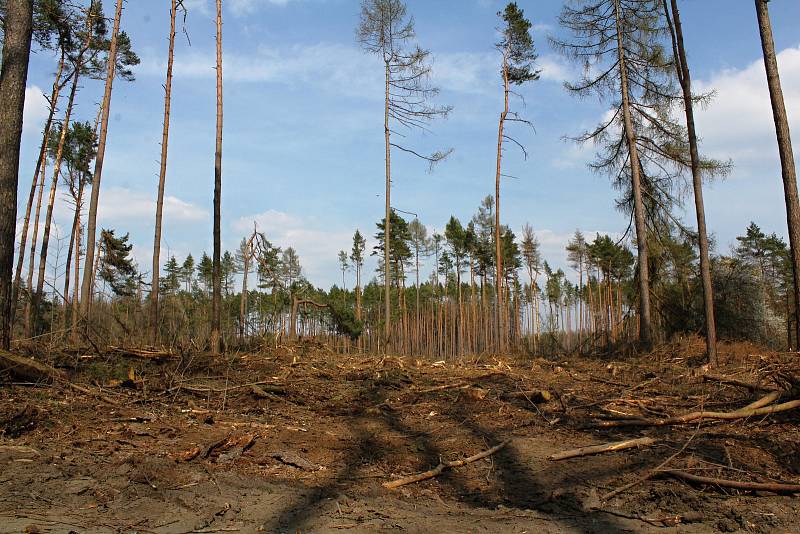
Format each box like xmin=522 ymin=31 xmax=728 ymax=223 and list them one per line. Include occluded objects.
xmin=19 ymin=0 xmax=800 ymax=290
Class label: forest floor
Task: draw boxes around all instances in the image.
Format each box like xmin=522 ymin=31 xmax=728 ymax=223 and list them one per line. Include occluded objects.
xmin=2 ymin=337 xmax=800 ymax=533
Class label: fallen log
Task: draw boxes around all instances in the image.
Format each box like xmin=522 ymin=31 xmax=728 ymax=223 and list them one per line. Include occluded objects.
xmin=383 ymin=439 xmax=510 ymax=489
xmin=592 ymin=392 xmax=799 ymax=428
xmin=548 ymin=437 xmax=656 ymax=461
xmin=664 ymin=470 xmax=800 ymax=493
xmin=0 ymin=350 xmax=65 ymax=383
xmin=702 ymin=374 xmax=776 ymax=392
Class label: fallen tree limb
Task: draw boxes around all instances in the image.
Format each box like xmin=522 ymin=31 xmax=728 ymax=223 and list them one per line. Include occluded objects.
xmin=601 ymin=428 xmax=699 ymax=501
xmin=0 ymin=350 xmax=65 ymax=383
xmin=169 ymin=381 xmax=284 ymax=395
xmin=383 ymin=439 xmax=510 ymax=489
xmin=548 ymin=437 xmax=656 ymax=461
xmin=592 ymin=393 xmax=799 ymax=428
xmin=703 ymin=374 xmax=776 ymax=392
xmin=663 ymin=470 xmax=800 ymax=493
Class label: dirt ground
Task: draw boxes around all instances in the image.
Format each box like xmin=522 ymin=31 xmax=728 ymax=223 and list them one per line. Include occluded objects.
xmin=2 ymin=337 xmax=800 ymax=533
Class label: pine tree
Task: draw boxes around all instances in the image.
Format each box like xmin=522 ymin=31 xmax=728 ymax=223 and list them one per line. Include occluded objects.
xmin=357 ymin=0 xmax=451 ymax=350
xmin=350 ymin=229 xmax=366 ymax=321
xmin=493 ymin=2 xmax=539 ymax=352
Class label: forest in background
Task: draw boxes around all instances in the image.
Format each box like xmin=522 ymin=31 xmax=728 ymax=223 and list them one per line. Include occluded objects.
xmin=0 ymin=0 xmax=798 ymax=364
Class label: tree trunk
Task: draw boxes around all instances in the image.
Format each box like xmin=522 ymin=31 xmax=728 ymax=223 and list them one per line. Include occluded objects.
xmin=755 ymin=0 xmax=800 ymax=349
xmin=664 ymin=0 xmax=718 ymax=364
xmin=62 ymin=179 xmax=84 ymax=333
xmin=33 ymin=60 xmax=83 ymax=333
xmin=24 ymin=155 xmax=46 ymax=337
xmin=613 ymin=0 xmax=651 ymax=347
xmin=494 ymin=55 xmax=509 ymax=354
xmin=70 ymin=205 xmax=81 ymax=344
xmin=239 ymin=245 xmax=249 ymax=339
xmin=11 ymin=52 xmax=65 ymax=330
xmin=210 ymin=0 xmax=224 ymax=355
xmin=151 ymin=0 xmax=178 ymax=346
xmin=80 ymin=0 xmax=124 ymax=324
xmin=0 ymin=0 xmax=34 ymax=349
xmin=383 ymin=58 xmax=392 ymax=353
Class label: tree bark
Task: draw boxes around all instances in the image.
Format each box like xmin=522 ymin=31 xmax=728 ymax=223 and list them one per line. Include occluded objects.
xmin=62 ymin=179 xmax=85 ymax=333
xmin=755 ymin=0 xmax=800 ymax=349
xmin=613 ymin=0 xmax=651 ymax=347
xmin=665 ymin=0 xmax=717 ymax=365
xmin=210 ymin=0 xmax=223 ymax=354
xmin=0 ymin=0 xmax=34 ymax=349
xmin=80 ymin=0 xmax=124 ymax=324
xmin=23 ymin=154 xmax=46 ymax=337
xmin=151 ymin=0 xmax=178 ymax=346
xmin=494 ymin=54 xmax=509 ymax=354
xmin=383 ymin=59 xmax=392 ymax=353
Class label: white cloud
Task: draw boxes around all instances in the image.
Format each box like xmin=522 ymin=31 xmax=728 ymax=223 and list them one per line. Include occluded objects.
xmin=535 ymin=228 xmax=623 ymax=279
xmin=234 ymin=209 xmax=354 ymax=286
xmin=182 ymin=0 xmax=297 ymax=18
xmin=97 ymin=187 xmax=208 ymax=223
xmin=141 ymin=43 xmax=568 ymax=99
xmin=23 ymin=85 xmax=49 ymax=136
xmin=694 ymin=45 xmax=800 ymax=164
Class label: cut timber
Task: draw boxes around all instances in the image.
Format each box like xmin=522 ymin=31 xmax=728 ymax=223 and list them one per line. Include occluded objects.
xmin=664 ymin=470 xmax=800 ymax=493
xmin=0 ymin=350 xmax=65 ymax=383
xmin=702 ymin=374 xmax=776 ymax=392
xmin=593 ymin=392 xmax=800 ymax=427
xmin=548 ymin=437 xmax=656 ymax=461
xmin=383 ymin=439 xmax=510 ymax=489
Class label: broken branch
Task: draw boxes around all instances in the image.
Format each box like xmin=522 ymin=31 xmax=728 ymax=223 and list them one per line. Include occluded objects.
xmin=663 ymin=470 xmax=800 ymax=494
xmin=383 ymin=439 xmax=510 ymax=489
xmin=549 ymin=437 xmax=656 ymax=461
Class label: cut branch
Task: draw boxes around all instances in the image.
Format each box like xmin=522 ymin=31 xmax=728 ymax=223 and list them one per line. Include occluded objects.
xmin=383 ymin=439 xmax=510 ymax=489
xmin=548 ymin=437 xmax=655 ymax=461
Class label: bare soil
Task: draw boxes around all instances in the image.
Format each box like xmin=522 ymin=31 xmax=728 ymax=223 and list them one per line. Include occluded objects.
xmin=2 ymin=337 xmax=800 ymax=533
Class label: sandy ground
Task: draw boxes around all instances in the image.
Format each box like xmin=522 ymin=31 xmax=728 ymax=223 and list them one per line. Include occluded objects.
xmin=1 ymin=339 xmax=799 ymax=533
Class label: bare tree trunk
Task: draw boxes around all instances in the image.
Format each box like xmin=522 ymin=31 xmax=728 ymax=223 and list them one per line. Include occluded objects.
xmin=613 ymin=0 xmax=651 ymax=347
xmin=70 ymin=217 xmax=81 ymax=343
xmin=24 ymin=156 xmax=46 ymax=337
xmin=755 ymin=0 xmax=800 ymax=349
xmin=239 ymin=246 xmax=249 ymax=339
xmin=0 ymin=0 xmax=33 ymax=349
xmin=663 ymin=0 xmax=717 ymax=364
xmin=210 ymin=0 xmax=223 ymax=354
xmin=383 ymin=59 xmax=392 ymax=353
xmin=34 ymin=61 xmax=82 ymax=332
xmin=62 ymin=179 xmax=84 ymax=333
xmin=80 ymin=0 xmax=124 ymax=325
xmin=494 ymin=55 xmax=509 ymax=354
xmin=12 ymin=52 xmax=65 ymax=329
xmin=151 ymin=0 xmax=178 ymax=346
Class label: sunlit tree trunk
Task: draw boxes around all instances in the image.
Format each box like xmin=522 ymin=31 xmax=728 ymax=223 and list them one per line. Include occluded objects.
xmin=755 ymin=0 xmax=800 ymax=350
xmin=151 ymin=0 xmax=178 ymax=345
xmin=383 ymin=59 xmax=392 ymax=353
xmin=80 ymin=0 xmax=124 ymax=324
xmin=494 ymin=54 xmax=509 ymax=354
xmin=613 ymin=0 xmax=651 ymax=347
xmin=663 ymin=0 xmax=718 ymax=364
xmin=210 ymin=0 xmax=224 ymax=354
